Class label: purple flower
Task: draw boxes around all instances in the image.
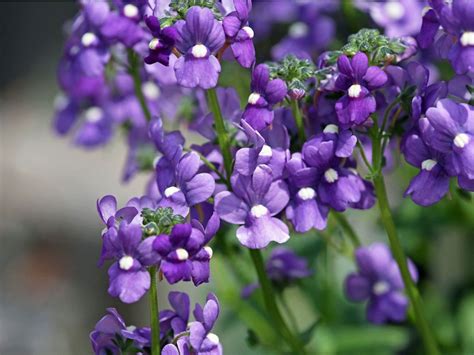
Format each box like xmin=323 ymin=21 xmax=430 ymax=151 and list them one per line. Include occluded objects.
xmin=161 ymin=293 xmax=223 ymax=355
xmin=302 ymin=131 xmax=365 ymax=212
xmin=97 ymin=194 xmax=140 ymax=230
xmin=356 ymin=0 xmax=424 ymax=38
xmin=285 ymin=153 xmax=329 ymax=232
xmin=417 ymin=0 xmax=474 ymax=74
xmin=335 ymin=52 xmax=388 ymax=128
xmin=90 ymin=308 xmax=150 ymax=354
xmin=144 ymin=15 xmax=178 ymax=66
xmin=235 ymin=120 xmax=289 ymax=179
xmin=153 ymin=213 xmax=218 ymax=285
xmin=402 ymin=131 xmax=452 ymax=206
xmin=101 ymin=222 xmax=159 ymax=303
xmin=174 ymin=7 xmax=225 ymax=89
xmin=223 ymin=0 xmax=256 ymax=68
xmin=160 ymin=291 xmax=190 ymax=340
xmin=215 ymin=164 xmax=290 ymax=249
xmin=345 ymin=242 xmax=418 ymax=324
xmin=242 ymin=64 xmax=288 ymax=131
xmin=420 ymin=98 xmax=474 ymax=180
xmin=156 ymin=151 xmax=216 ymax=217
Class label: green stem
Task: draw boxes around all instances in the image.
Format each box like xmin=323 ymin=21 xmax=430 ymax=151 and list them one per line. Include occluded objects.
xmin=371 ymin=130 xmax=439 ymax=355
xmin=249 ymin=249 xmax=306 ymax=354
xmin=290 ymin=99 xmax=306 ymax=144
xmin=331 ymin=211 xmax=361 ymax=248
xmin=206 ymin=88 xmax=233 ymax=179
xmin=128 ymin=50 xmax=152 ymax=121
xmin=149 ymin=267 xmax=160 ymax=355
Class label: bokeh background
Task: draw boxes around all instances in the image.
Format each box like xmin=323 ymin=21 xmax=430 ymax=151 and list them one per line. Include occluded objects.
xmin=1 ymin=1 xmax=474 ymax=355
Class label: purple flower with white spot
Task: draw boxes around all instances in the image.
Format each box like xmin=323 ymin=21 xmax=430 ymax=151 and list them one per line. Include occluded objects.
xmin=335 ymin=52 xmax=388 ymax=128
xmin=156 ymin=151 xmax=216 ymax=217
xmin=215 ymin=164 xmax=290 ymax=249
xmin=285 ymin=153 xmax=329 ymax=232
xmin=223 ymin=0 xmax=256 ymax=68
xmin=173 ymin=6 xmax=226 ymax=89
xmin=420 ymin=98 xmax=474 ymax=181
xmin=345 ymin=242 xmax=418 ymax=324
xmin=417 ymin=0 xmax=474 ymax=74
xmin=144 ymin=15 xmax=178 ymax=66
xmin=242 ymin=64 xmax=288 ymax=131
xmin=160 ymin=291 xmax=190 ymax=341
xmin=101 ymin=222 xmax=159 ymax=303
xmin=153 ymin=213 xmax=218 ymax=285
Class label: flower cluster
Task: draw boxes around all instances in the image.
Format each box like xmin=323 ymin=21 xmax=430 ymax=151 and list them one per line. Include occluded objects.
xmin=51 ymin=0 xmax=474 ymax=353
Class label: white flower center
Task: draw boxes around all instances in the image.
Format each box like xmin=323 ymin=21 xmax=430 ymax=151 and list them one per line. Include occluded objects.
xmin=289 ymin=22 xmax=309 ymax=38
xmin=175 ymin=248 xmax=189 ymax=261
xmin=123 ymin=4 xmax=139 ymax=18
xmin=206 ymin=333 xmax=220 ymax=344
xmin=164 ymin=186 xmax=180 ymax=198
xmin=119 ymin=255 xmax=134 ymax=270
xmin=373 ymin=281 xmax=390 ymax=295
xmin=323 ymin=124 xmax=339 ymax=134
xmin=85 ymin=107 xmax=103 ymax=123
xmin=54 ymin=94 xmax=68 ymax=110
xmin=421 ymin=6 xmax=431 ymax=16
xmin=421 ymin=159 xmax=437 ymax=171
xmin=204 ymin=246 xmax=213 ymax=258
xmin=348 ymin=84 xmax=362 ymax=98
xmin=385 ymin=1 xmax=405 ymax=20
xmin=260 ymin=144 xmax=272 ymax=158
xmin=297 ymin=187 xmax=316 ymax=201
xmin=191 ymin=44 xmax=208 ymax=58
xmin=454 ymin=133 xmax=470 ymax=148
xmin=149 ymin=37 xmax=160 ymax=50
xmin=250 ymin=204 xmax=269 ymax=218
xmin=81 ymin=32 xmax=97 ymax=47
xmin=248 ymin=92 xmax=261 ymax=105
xmin=460 ymin=32 xmax=474 ymax=47
xmin=242 ymin=26 xmax=254 ymax=39
xmin=324 ymin=168 xmax=339 ymax=183
xmin=142 ymin=81 xmax=160 ymax=100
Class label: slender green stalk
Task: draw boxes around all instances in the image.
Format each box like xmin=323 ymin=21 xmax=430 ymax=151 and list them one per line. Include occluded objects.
xmin=249 ymin=249 xmax=306 ymax=354
xmin=331 ymin=211 xmax=361 ymax=248
xmin=371 ymin=129 xmax=439 ymax=355
xmin=206 ymin=88 xmax=233 ymax=179
xmin=290 ymin=99 xmax=306 ymax=144
xmin=372 ymin=175 xmax=439 ymax=355
xmin=128 ymin=50 xmax=152 ymax=121
xmin=149 ymin=266 xmax=160 ymax=355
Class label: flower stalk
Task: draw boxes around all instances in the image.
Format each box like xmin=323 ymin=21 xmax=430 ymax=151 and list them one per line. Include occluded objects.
xmin=128 ymin=49 xmax=152 ymax=122
xmin=149 ymin=266 xmax=160 ymax=355
xmin=371 ymin=127 xmax=439 ymax=355
xmin=290 ymin=98 xmax=306 ymax=145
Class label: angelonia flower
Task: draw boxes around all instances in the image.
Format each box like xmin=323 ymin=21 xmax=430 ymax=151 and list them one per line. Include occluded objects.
xmin=345 ymin=243 xmax=418 ymax=324
xmin=242 ymin=64 xmax=288 ymax=130
xmin=335 ymin=52 xmax=388 ymax=128
xmin=417 ymin=0 xmax=474 ymax=74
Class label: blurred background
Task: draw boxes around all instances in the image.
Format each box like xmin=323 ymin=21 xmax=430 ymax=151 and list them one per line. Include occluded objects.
xmin=1 ymin=1 xmax=474 ymax=355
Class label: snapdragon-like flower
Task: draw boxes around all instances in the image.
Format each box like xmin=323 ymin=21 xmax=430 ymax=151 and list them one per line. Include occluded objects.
xmin=144 ymin=15 xmax=178 ymax=66
xmin=223 ymin=0 xmax=256 ymax=68
xmin=162 ymin=293 xmax=223 ymax=355
xmin=335 ymin=52 xmax=388 ymax=128
xmin=242 ymin=64 xmax=288 ymax=130
xmin=174 ymin=6 xmax=225 ymax=89
xmin=156 ymin=151 xmax=216 ymax=217
xmin=345 ymin=243 xmax=418 ymax=324
xmin=420 ymin=99 xmax=474 ymax=181
xmin=90 ymin=308 xmax=150 ymax=354
xmin=215 ymin=164 xmax=290 ymax=249
xmin=160 ymin=291 xmax=191 ymax=342
xmin=102 ymin=222 xmax=159 ymax=303
xmin=152 ymin=213 xmax=219 ymax=285
xmin=417 ymin=0 xmax=474 ymax=74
